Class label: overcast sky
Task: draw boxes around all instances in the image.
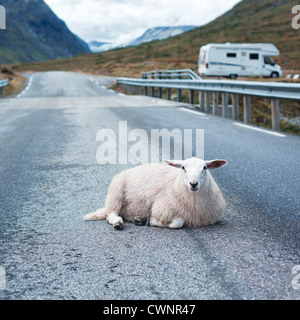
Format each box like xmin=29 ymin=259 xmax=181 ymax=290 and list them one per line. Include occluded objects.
xmin=44 ymin=0 xmax=242 ymax=44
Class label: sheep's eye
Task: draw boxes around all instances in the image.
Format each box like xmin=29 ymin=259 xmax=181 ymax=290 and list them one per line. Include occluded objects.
xmin=203 ymin=166 xmax=207 ymax=170
xmin=181 ymin=166 xmax=186 ymax=171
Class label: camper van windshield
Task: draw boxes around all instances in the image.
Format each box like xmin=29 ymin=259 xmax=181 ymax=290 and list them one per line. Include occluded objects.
xmin=264 ymin=57 xmax=275 ymax=66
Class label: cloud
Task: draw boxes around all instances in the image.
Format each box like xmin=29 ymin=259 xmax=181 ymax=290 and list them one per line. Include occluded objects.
xmin=44 ymin=0 xmax=241 ymax=43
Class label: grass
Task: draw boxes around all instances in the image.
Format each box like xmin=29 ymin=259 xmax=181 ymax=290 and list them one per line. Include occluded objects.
xmin=0 ymin=66 xmax=27 ymax=97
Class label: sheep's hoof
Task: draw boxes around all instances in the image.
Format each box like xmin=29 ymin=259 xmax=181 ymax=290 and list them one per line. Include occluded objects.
xmin=146 ymin=218 xmax=151 ymax=226
xmin=134 ymin=217 xmax=146 ymax=226
xmin=113 ymin=222 xmax=123 ymax=230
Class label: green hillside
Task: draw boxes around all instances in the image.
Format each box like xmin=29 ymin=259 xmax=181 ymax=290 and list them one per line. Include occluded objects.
xmin=11 ymin=0 xmax=300 ymax=77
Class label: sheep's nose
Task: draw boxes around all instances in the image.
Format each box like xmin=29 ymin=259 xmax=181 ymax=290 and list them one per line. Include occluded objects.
xmin=190 ymin=182 xmax=198 ymax=188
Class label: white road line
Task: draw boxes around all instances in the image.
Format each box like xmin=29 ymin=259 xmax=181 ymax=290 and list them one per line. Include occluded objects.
xmin=108 ymin=89 xmax=114 ymax=93
xmin=179 ymin=108 xmax=207 ymax=117
xmin=118 ymin=93 xmax=125 ymax=96
xmin=233 ymin=122 xmax=286 ymax=137
xmin=101 ymin=85 xmax=106 ymax=89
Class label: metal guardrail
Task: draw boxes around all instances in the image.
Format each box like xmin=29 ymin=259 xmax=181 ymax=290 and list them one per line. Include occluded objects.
xmin=0 ymin=79 xmax=8 ymax=88
xmin=142 ymin=69 xmax=201 ymax=80
xmin=0 ymin=79 xmax=8 ymax=96
xmin=117 ymin=77 xmax=300 ymax=132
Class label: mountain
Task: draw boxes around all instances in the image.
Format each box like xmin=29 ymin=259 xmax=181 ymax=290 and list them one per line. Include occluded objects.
xmin=0 ymin=0 xmax=90 ymax=64
xmin=88 ymin=26 xmax=197 ymax=53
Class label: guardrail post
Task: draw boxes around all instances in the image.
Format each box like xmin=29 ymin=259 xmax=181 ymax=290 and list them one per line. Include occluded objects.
xmin=167 ymin=88 xmax=171 ymax=100
xmin=222 ymin=93 xmax=228 ymax=118
xmin=178 ymin=74 xmax=182 ymax=102
xmin=271 ymin=99 xmax=280 ymax=131
xmin=243 ymin=95 xmax=251 ymax=124
xmin=151 ymin=87 xmax=155 ymax=97
xmin=213 ymin=92 xmax=219 ymax=115
xmin=232 ymin=94 xmax=239 ymax=120
xmin=205 ymin=91 xmax=210 ymax=113
xmin=177 ymin=89 xmax=182 ymax=102
xmin=158 ymin=87 xmax=162 ymax=99
xmin=190 ymin=90 xmax=194 ymax=105
xmin=199 ymin=91 xmax=205 ymax=111
xmin=145 ymin=86 xmax=148 ymax=96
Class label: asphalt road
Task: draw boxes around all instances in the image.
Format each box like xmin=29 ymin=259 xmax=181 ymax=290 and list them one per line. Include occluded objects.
xmin=0 ymin=71 xmax=299 ymax=300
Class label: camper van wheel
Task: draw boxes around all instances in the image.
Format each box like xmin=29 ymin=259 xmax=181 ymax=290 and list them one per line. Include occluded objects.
xmin=229 ymin=74 xmax=238 ymax=79
xmin=271 ymin=72 xmax=279 ymax=78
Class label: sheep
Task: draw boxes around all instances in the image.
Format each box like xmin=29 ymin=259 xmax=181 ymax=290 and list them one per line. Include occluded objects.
xmin=83 ymin=157 xmax=227 ymax=230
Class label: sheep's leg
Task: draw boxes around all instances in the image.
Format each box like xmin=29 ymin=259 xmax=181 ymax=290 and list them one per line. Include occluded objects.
xmin=149 ymin=217 xmax=184 ymax=229
xmin=107 ymin=211 xmax=123 ymax=230
xmin=168 ymin=218 xmax=184 ymax=229
xmin=133 ymin=217 xmax=148 ymax=226
xmin=149 ymin=217 xmax=165 ymax=228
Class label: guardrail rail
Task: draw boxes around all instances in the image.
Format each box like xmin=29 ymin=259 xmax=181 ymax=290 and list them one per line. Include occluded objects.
xmin=142 ymin=69 xmax=201 ymax=80
xmin=117 ymin=75 xmax=300 ymax=132
xmin=0 ymin=79 xmax=8 ymax=96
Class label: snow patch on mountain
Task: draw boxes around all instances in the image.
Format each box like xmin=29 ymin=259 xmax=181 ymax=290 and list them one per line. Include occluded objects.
xmin=89 ymin=25 xmax=197 ymax=53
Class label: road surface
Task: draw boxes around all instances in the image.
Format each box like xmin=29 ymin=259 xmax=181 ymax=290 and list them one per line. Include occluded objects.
xmin=0 ymin=71 xmax=299 ymax=300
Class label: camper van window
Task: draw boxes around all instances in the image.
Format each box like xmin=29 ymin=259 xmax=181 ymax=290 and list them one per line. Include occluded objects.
xmin=227 ymin=53 xmax=237 ymax=58
xmin=264 ymin=57 xmax=275 ymax=66
xmin=249 ymin=53 xmax=259 ymax=60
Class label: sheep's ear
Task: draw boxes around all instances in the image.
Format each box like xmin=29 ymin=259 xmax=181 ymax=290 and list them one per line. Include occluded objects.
xmin=163 ymin=159 xmax=183 ymax=168
xmin=205 ymin=159 xmax=227 ymax=169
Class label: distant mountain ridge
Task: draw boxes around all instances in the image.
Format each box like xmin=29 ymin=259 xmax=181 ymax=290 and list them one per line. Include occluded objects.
xmin=127 ymin=25 xmax=197 ymax=47
xmin=89 ymin=25 xmax=197 ymax=52
xmin=0 ymin=0 xmax=90 ymax=64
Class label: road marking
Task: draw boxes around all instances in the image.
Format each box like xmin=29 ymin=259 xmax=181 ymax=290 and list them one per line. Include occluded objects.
xmin=233 ymin=122 xmax=286 ymax=137
xmin=101 ymin=85 xmax=106 ymax=89
xmin=108 ymin=89 xmax=114 ymax=93
xmin=118 ymin=93 xmax=125 ymax=96
xmin=179 ymin=108 xmax=207 ymax=117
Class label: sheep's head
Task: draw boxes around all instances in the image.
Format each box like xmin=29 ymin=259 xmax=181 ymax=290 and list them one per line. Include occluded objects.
xmin=164 ymin=157 xmax=227 ymax=193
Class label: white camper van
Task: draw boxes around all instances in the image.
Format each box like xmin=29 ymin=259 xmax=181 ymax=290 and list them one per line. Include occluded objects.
xmin=198 ymin=43 xmax=282 ymax=79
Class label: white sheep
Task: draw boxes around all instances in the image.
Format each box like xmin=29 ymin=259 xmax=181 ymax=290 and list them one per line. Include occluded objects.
xmin=83 ymin=157 xmax=227 ymax=229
